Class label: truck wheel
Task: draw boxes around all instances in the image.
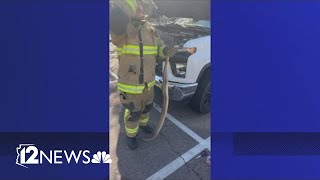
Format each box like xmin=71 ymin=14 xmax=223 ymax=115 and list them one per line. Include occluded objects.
xmin=190 ymin=69 xmax=210 ymax=113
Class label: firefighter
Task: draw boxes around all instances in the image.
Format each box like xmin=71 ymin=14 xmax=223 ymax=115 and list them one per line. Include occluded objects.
xmin=110 ymin=0 xmax=176 ymax=150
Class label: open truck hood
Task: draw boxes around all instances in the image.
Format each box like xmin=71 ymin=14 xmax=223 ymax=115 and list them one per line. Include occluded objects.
xmin=151 ymin=18 xmax=210 ymax=46
xmin=140 ymin=0 xmax=210 ymax=45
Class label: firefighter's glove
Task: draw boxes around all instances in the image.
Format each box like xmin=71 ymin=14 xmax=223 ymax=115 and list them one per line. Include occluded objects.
xmin=163 ymin=46 xmax=177 ymax=58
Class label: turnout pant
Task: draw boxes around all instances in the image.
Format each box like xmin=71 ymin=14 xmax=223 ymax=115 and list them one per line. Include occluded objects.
xmin=119 ymin=87 xmax=154 ymax=137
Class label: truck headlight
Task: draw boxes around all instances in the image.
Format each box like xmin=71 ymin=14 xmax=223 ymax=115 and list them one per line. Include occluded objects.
xmin=187 ymin=47 xmax=197 ymax=54
xmin=167 ymin=46 xmax=195 ymax=78
xmin=176 ymin=46 xmax=197 ymax=55
xmin=171 ymin=63 xmax=187 ymax=78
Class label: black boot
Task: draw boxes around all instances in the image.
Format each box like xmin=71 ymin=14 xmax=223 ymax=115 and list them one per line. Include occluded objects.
xmin=127 ymin=136 xmax=138 ymax=150
xmin=140 ymin=124 xmax=154 ymax=134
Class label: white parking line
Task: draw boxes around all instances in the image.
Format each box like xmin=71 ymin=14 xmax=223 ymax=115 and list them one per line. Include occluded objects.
xmin=150 ymin=103 xmax=211 ymax=180
xmin=146 ymin=143 xmax=206 ymax=180
xmin=205 ymin=137 xmax=211 ymax=151
xmin=153 ymin=103 xmax=207 ymax=144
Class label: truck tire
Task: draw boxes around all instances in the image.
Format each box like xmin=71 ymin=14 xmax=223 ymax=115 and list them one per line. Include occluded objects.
xmin=190 ymin=69 xmax=210 ymax=113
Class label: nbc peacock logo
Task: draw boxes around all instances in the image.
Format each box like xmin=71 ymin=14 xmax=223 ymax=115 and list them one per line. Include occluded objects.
xmin=91 ymin=151 xmax=112 ymax=164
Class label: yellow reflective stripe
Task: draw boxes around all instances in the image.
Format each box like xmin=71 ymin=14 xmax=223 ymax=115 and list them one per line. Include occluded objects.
xmin=121 ymin=48 xmax=140 ymax=55
xmin=125 ymin=126 xmax=139 ymax=134
xmin=148 ymin=81 xmax=155 ymax=87
xmin=121 ymin=51 xmax=157 ymax=55
xmin=124 ymin=108 xmax=130 ymax=123
xmin=123 ymin=45 xmax=157 ymax=49
xmin=118 ymin=84 xmax=145 ymax=94
xmin=118 ymin=45 xmax=158 ymax=55
xmin=124 ymin=108 xmax=139 ymax=134
xmin=117 ymin=80 xmax=156 ymax=94
xmin=139 ymin=116 xmax=149 ymax=124
xmin=144 ymin=46 xmax=158 ymax=50
xmin=125 ymin=0 xmax=137 ymax=14
xmin=117 ymin=48 xmax=122 ymax=56
xmin=148 ymin=81 xmax=155 ymax=90
xmin=118 ymin=87 xmax=141 ymax=94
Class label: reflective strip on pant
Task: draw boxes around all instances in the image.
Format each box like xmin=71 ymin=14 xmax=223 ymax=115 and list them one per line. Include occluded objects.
xmin=125 ymin=126 xmax=139 ymax=137
xmin=124 ymin=108 xmax=130 ymax=123
xmin=118 ymin=80 xmax=155 ymax=94
xmin=117 ymin=45 xmax=157 ymax=56
xmin=139 ymin=116 xmax=149 ymax=126
xmin=124 ymin=109 xmax=139 ymax=137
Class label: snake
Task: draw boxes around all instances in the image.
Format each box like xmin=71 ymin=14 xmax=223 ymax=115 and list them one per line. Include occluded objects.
xmin=143 ymin=57 xmax=169 ymax=141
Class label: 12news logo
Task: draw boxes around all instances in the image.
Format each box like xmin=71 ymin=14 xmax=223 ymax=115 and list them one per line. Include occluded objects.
xmin=16 ymin=144 xmax=111 ymax=168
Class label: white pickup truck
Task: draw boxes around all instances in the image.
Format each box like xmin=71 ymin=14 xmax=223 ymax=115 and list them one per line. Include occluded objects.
xmin=152 ymin=18 xmax=211 ymax=113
